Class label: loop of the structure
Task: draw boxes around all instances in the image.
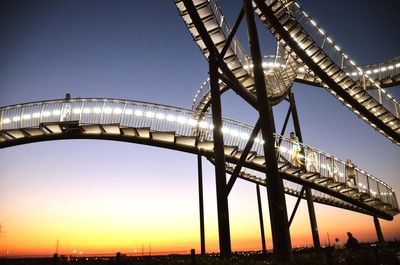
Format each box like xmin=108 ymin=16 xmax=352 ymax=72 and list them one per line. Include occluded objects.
xmin=176 ymin=0 xmax=400 ymax=144
xmin=175 ymin=0 xmax=298 ymax=120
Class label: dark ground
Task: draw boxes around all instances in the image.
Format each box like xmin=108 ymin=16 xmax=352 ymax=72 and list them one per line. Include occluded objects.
xmin=1 ymin=242 xmax=400 ymax=265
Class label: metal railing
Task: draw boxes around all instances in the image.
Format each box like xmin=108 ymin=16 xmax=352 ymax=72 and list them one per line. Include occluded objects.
xmin=1 ymin=98 xmax=398 ymax=211
xmin=344 ymin=56 xmax=400 ymax=85
xmin=283 ymin=1 xmax=400 ymax=118
xmin=178 ymin=0 xmax=297 ymax=114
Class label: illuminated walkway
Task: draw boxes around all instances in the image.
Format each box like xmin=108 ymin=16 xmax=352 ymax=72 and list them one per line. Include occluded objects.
xmin=0 ymin=98 xmax=398 ymax=220
xmin=175 ymin=0 xmax=400 ymax=144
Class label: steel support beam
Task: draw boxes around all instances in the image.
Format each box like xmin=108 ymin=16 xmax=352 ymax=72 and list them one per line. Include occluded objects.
xmin=244 ymin=0 xmax=291 ymax=261
xmin=217 ymin=8 xmax=244 ymax=64
xmin=256 ymin=184 xmax=267 ymax=254
xmin=197 ymin=155 xmax=206 ymax=255
xmin=288 ymin=187 xmax=306 ymax=227
xmin=373 ymin=216 xmax=385 ymax=248
xmin=226 ymin=119 xmax=261 ymax=194
xmin=289 ymin=91 xmax=321 ymax=249
xmin=209 ymin=52 xmax=231 ymax=256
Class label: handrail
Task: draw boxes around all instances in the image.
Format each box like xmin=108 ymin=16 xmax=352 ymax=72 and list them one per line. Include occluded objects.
xmin=344 ymin=56 xmax=400 ymax=86
xmin=177 ymin=0 xmax=297 ymax=116
xmin=1 ymin=98 xmax=398 ymax=211
xmin=287 ymin=1 xmax=400 ymax=118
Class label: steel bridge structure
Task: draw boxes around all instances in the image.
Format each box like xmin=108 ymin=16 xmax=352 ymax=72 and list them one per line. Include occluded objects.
xmin=1 ymin=0 xmax=399 ymax=263
xmin=174 ymin=0 xmax=399 ymax=261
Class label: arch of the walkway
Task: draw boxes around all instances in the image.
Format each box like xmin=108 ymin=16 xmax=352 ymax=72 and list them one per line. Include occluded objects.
xmin=1 ymin=98 xmax=398 ymax=221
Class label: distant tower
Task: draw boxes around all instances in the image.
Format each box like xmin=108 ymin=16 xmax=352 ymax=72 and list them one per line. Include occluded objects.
xmin=55 ymin=238 xmax=60 ymax=254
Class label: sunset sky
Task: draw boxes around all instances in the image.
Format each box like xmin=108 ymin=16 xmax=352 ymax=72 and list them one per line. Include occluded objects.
xmin=0 ymin=0 xmax=399 ymax=256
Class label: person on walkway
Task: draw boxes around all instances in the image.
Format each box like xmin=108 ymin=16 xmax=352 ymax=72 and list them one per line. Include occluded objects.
xmin=61 ymin=93 xmax=72 ymax=121
xmin=345 ymin=159 xmax=357 ymax=188
xmin=326 ymin=156 xmax=339 ymax=182
xmin=290 ymin=131 xmax=303 ymax=167
xmin=306 ymin=148 xmax=319 ymax=172
xmin=346 ymin=232 xmax=359 ymax=248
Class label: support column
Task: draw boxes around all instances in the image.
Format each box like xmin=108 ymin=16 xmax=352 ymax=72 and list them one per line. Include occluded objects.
xmin=197 ymin=155 xmax=206 ymax=255
xmin=289 ymin=91 xmax=321 ymax=250
xmin=373 ymin=216 xmax=385 ymax=248
xmin=209 ymin=52 xmax=231 ymax=256
xmin=244 ymin=0 xmax=291 ymax=262
xmin=256 ymin=184 xmax=267 ymax=254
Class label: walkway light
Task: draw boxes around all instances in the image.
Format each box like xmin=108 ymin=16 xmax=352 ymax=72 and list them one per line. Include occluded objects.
xmin=52 ymin=110 xmax=61 ymax=116
xmin=83 ymin=108 xmax=91 ymax=114
xmin=199 ymin=121 xmax=208 ymax=128
xmin=113 ymin=108 xmax=122 ymax=114
xmin=22 ymin=114 xmax=31 ymax=120
xmin=187 ymin=118 xmax=197 ymax=126
xmin=12 ymin=116 xmax=20 ymax=122
xmin=93 ymin=107 xmax=101 ymax=114
xmin=134 ymin=110 xmax=143 ymax=116
xmin=72 ymin=108 xmax=81 ymax=114
xmin=240 ymin=132 xmax=250 ymax=140
xmin=221 ymin=127 xmax=230 ymax=134
xmin=32 ymin=112 xmax=41 ymax=118
xmin=104 ymin=107 xmax=112 ymax=114
xmin=155 ymin=113 xmax=165 ymax=120
xmin=124 ymin=109 xmax=133 ymax=115
xmin=2 ymin=118 xmax=10 ymax=124
xmin=230 ymin=129 xmax=239 ymax=137
xmin=177 ymin=116 xmax=187 ymax=124
xmin=145 ymin=111 xmax=155 ymax=118
xmin=167 ymin=114 xmax=176 ymax=122
xmin=42 ymin=111 xmax=51 ymax=117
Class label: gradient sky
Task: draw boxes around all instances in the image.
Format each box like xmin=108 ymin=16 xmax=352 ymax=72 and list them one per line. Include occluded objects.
xmin=0 ymin=0 xmax=399 ymax=256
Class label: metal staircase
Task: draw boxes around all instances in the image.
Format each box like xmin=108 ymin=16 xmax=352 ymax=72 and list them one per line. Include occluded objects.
xmin=252 ymin=0 xmax=400 ymax=144
xmin=175 ymin=0 xmax=299 ymax=120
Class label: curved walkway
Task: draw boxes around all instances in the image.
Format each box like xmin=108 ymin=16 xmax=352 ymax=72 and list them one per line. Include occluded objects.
xmin=1 ymin=98 xmax=398 ymax=220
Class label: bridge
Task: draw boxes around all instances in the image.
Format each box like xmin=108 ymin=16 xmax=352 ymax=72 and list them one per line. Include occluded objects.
xmin=0 ymin=97 xmax=398 ymax=219
xmin=1 ymin=0 xmax=399 ymax=263
xmin=174 ymin=0 xmax=400 ymax=260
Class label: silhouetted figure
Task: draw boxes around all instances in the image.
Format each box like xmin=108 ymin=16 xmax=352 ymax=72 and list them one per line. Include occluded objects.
xmin=334 ymin=238 xmax=345 ymax=250
xmin=346 ymin=232 xmax=359 ymax=248
xmin=61 ymin=93 xmax=72 ymax=121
